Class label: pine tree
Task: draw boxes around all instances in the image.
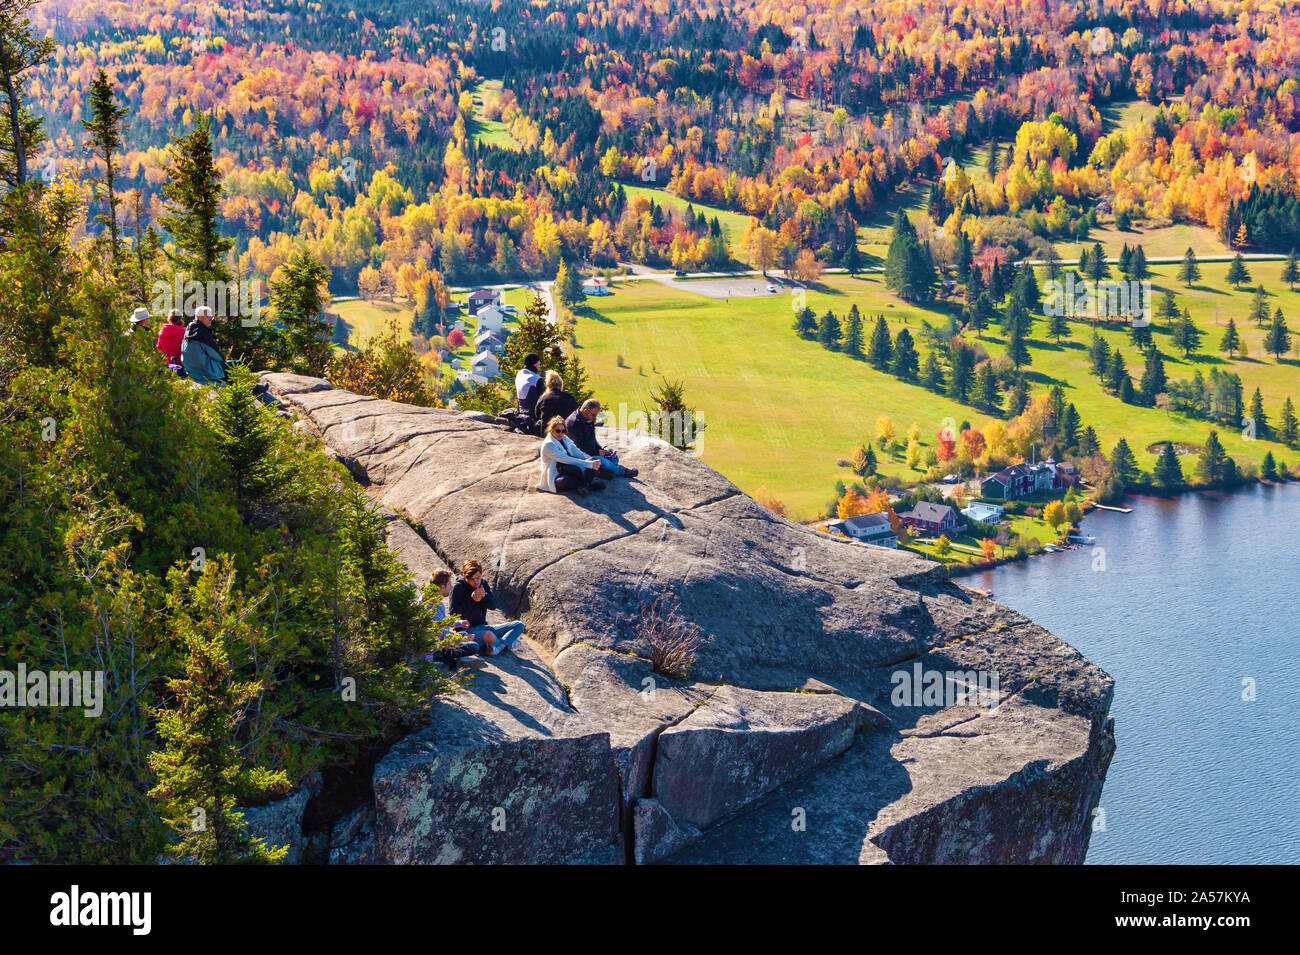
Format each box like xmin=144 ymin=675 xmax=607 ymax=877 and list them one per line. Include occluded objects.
xmin=1006 ymin=314 xmax=1031 ymax=369
xmin=969 ymin=291 xmax=993 ymax=338
xmin=1105 ymin=349 xmax=1128 ymax=392
xmin=1220 ymin=318 xmax=1241 ymax=357
xmin=1078 ymin=425 xmax=1100 ymax=457
xmin=1226 ymin=253 xmax=1251 ymax=289
xmin=1265 ymin=309 xmax=1291 ymax=359
xmin=867 ymin=314 xmax=892 ymax=368
xmin=269 ymin=250 xmax=332 ymax=374
xmin=0 ymin=0 xmax=54 ymax=193
xmin=818 ymin=309 xmax=842 ymax=350
xmin=922 ymin=349 xmax=945 ymax=391
xmin=1089 ymin=330 xmax=1111 ymax=376
xmin=647 ymin=376 xmax=705 ymax=452
xmin=1118 ymin=243 xmax=1132 ymax=278
xmin=208 ymin=366 xmax=280 ymax=513
xmin=1281 ymin=396 xmax=1299 ymax=446
xmin=892 ymin=328 xmax=919 ymax=380
xmin=1048 ymin=307 xmax=1071 ymax=344
xmin=1087 ymin=242 xmax=1109 ymax=281
xmin=149 ymin=560 xmax=291 ymax=864
xmin=1112 ymin=438 xmax=1139 ymax=484
xmin=1248 ymin=387 xmax=1269 ymax=438
xmin=947 ymin=343 xmax=975 ymax=401
xmin=1008 ymin=377 xmax=1030 ymax=415
xmin=1174 ymin=309 xmax=1203 ymax=357
xmin=1130 ymin=245 xmax=1150 ymax=281
xmin=1157 ymin=289 xmax=1180 ymax=326
xmin=1153 ymin=442 xmax=1183 ymax=490
xmin=1140 ymin=348 xmax=1167 ymax=404
xmin=1178 ymin=247 xmax=1201 ymax=287
xmin=1130 ymin=320 xmax=1152 ymax=351
xmin=1251 ymin=285 xmax=1270 ymax=327
xmin=840 ymin=239 xmax=862 ymax=274
xmin=1061 ymin=403 xmax=1080 ymax=450
xmin=1196 ymin=430 xmax=1230 ymax=483
xmin=1282 ymin=250 xmax=1299 ymax=292
xmin=81 ymin=69 xmax=128 ymax=266
xmin=793 ymin=306 xmax=818 ymax=338
xmin=160 ymin=113 xmax=233 ymax=284
xmin=842 ymin=304 xmax=864 ymax=356
xmin=976 ymin=362 xmax=1001 ymax=411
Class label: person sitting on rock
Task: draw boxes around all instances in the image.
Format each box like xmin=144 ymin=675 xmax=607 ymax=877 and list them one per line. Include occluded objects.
xmin=538 ymin=415 xmax=604 ymax=496
xmin=565 ymin=399 xmax=638 ymax=479
xmin=181 ymin=305 xmax=278 ymax=405
xmin=533 ymin=369 xmax=578 ymax=429
xmin=515 ymin=352 xmax=543 ymax=417
xmin=423 ymin=569 xmax=482 ymax=668
xmin=156 ymin=308 xmax=187 ymax=375
xmin=450 ymin=559 xmax=526 ymax=656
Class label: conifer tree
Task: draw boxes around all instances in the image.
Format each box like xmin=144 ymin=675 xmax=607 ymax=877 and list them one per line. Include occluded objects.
xmin=1178 ymin=247 xmax=1201 ymax=287
xmin=160 ymin=113 xmax=233 ymax=284
xmin=270 ymin=249 xmax=332 ymax=374
xmin=818 ymin=309 xmax=842 ymax=350
xmin=1153 ymin=442 xmax=1183 ymax=489
xmin=81 ymin=69 xmax=128 ymax=266
xmin=842 ymin=304 xmax=863 ymax=356
xmin=1282 ymin=250 xmax=1299 ymax=292
xmin=867 ymin=314 xmax=892 ymax=368
xmin=1248 ymin=387 xmax=1268 ymax=438
xmin=1265 ymin=309 xmax=1291 ymax=359
xmin=1226 ymin=253 xmax=1251 ymax=289
xmin=1220 ymin=318 xmax=1241 ymax=357
xmin=892 ymin=327 xmax=919 ymax=380
xmin=1111 ymin=438 xmax=1139 ymax=484
xmin=1281 ymin=396 xmax=1299 ymax=446
xmin=1174 ymin=309 xmax=1203 ymax=357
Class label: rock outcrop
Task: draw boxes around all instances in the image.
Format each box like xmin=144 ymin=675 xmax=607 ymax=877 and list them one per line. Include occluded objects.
xmin=264 ymin=373 xmax=1115 ymax=865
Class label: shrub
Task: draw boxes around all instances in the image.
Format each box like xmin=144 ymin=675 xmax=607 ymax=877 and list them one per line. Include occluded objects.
xmin=640 ymin=596 xmax=710 ymax=679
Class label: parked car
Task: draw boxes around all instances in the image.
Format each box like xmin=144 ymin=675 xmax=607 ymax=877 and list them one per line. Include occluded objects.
xmin=674 ymin=269 xmax=688 ymax=277
xmin=766 ymin=284 xmax=778 ymax=292
xmin=942 ymin=473 xmax=961 ymax=484
xmin=500 ymin=304 xmax=518 ymax=315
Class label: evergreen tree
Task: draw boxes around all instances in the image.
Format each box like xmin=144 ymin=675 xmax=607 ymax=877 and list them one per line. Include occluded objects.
xmin=1157 ymin=289 xmax=1180 ymax=326
xmin=81 ymin=69 xmax=128 ymax=266
xmin=1178 ymin=247 xmax=1201 ymax=287
xmin=1265 ymin=309 xmax=1291 ymax=359
xmin=892 ymin=327 xmax=919 ymax=380
xmin=149 ymin=560 xmax=291 ymax=865
xmin=793 ymin=306 xmax=818 ymax=338
xmin=1153 ymin=442 xmax=1183 ymax=490
xmin=1139 ymin=348 xmax=1167 ymax=404
xmin=1118 ymin=243 xmax=1132 ymax=278
xmin=922 ymin=349 xmax=945 ymax=392
xmin=969 ymin=291 xmax=993 ymax=338
xmin=842 ymin=304 xmax=864 ymax=356
xmin=0 ymin=0 xmax=53 ymax=193
xmin=1061 ymin=403 xmax=1080 ymax=450
xmin=1248 ymin=387 xmax=1269 ymax=438
xmin=1119 ymin=376 xmax=1136 ymax=404
xmin=1006 ymin=314 xmax=1032 ymax=369
xmin=1089 ymin=330 xmax=1111 ymax=376
xmin=1174 ymin=309 xmax=1203 ymax=357
xmin=1130 ymin=320 xmax=1153 ymax=350
xmin=1008 ymin=377 xmax=1030 ymax=415
xmin=269 ymin=250 xmax=332 ymax=374
xmin=1220 ymin=318 xmax=1241 ymax=357
xmin=1112 ymin=438 xmax=1139 ymax=484
xmin=160 ymin=113 xmax=233 ymax=284
xmin=1251 ymin=285 xmax=1270 ymax=327
xmin=1261 ymin=451 xmax=1278 ymax=480
xmin=1078 ymin=425 xmax=1101 ymax=457
xmin=647 ymin=376 xmax=706 ymax=452
xmin=1048 ymin=307 xmax=1071 ymax=343
xmin=840 ymin=238 xmax=862 ymax=274
xmin=976 ymin=362 xmax=1001 ymax=411
xmin=208 ymin=367 xmax=280 ymax=514
xmin=1105 ymin=348 xmax=1128 ymax=392
xmin=1196 ymin=430 xmax=1230 ymax=483
xmin=867 ymin=314 xmax=892 ymax=368
xmin=947 ymin=343 xmax=975 ymax=402
xmin=1282 ymin=250 xmax=1299 ymax=292
xmin=818 ymin=309 xmax=842 ymax=350
xmin=1226 ymin=253 xmax=1251 ymax=289
xmin=560 ymin=352 xmax=594 ymax=407
xmin=1281 ymin=396 xmax=1299 ymax=446
xmin=1130 ymin=245 xmax=1150 ymax=281
xmin=1086 ymin=241 xmax=1109 ymax=281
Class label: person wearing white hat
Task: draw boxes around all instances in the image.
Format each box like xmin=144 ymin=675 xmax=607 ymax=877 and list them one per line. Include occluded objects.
xmin=125 ymin=307 xmax=151 ymax=337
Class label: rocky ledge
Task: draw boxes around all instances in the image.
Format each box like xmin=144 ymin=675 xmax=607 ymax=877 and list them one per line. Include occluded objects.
xmin=254 ymin=373 xmax=1115 ymax=865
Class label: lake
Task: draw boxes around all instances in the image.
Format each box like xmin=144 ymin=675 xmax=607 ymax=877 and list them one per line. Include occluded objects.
xmin=975 ymin=483 xmax=1300 ymax=864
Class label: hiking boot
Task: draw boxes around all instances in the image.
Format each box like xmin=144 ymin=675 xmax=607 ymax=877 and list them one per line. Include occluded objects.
xmin=620 ymin=467 xmax=639 ymax=478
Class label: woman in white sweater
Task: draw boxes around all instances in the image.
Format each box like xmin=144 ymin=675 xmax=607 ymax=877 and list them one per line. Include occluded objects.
xmin=538 ymin=415 xmax=604 ymax=495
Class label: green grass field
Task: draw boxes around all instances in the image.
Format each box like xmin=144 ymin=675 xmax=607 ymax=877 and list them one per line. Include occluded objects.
xmin=468 ymin=80 xmax=517 ymax=150
xmin=572 ymin=263 xmax=1300 ymax=519
xmin=619 ymin=183 xmax=756 ymax=247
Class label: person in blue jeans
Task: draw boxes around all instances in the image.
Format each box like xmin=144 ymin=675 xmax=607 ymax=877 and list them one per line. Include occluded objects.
xmin=564 ymin=400 xmax=639 ymax=479
xmin=449 ymin=559 xmax=525 ymax=656
xmin=423 ymin=569 xmax=481 ymax=669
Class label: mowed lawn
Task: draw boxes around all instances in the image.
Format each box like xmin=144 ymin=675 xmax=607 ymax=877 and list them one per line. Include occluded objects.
xmin=619 ymin=183 xmax=756 ymax=247
xmin=575 ymin=263 xmax=1300 ymax=519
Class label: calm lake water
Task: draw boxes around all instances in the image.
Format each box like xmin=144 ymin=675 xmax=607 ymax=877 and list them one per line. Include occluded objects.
xmin=975 ymin=483 xmax=1300 ymax=865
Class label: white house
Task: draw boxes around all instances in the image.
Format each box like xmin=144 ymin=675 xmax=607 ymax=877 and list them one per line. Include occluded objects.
xmin=470 ymin=350 xmax=499 ymax=378
xmin=961 ymin=502 xmax=1005 ymax=524
xmin=476 ymin=305 xmax=506 ymax=332
xmin=475 ymin=327 xmax=507 ymax=354
xmin=827 ymin=512 xmax=898 ymax=547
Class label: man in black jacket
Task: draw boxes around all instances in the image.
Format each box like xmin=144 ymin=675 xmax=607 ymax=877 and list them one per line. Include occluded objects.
xmin=564 ymin=399 xmax=638 ymax=478
xmin=448 ymin=559 xmax=525 ymax=656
